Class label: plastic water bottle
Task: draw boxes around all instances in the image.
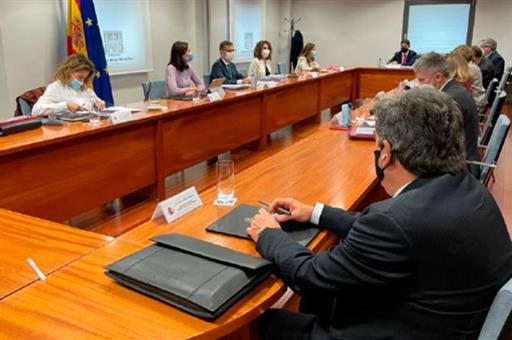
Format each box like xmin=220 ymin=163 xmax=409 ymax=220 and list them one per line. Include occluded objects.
xmin=250 ymin=74 xmax=257 ymax=89
xmin=377 ymin=57 xmax=383 ymax=68
xmin=341 ymin=103 xmax=352 ymax=128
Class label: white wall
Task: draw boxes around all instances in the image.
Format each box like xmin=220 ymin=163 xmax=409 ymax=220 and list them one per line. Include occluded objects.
xmin=207 ymin=0 xmax=291 ymax=73
xmin=473 ymin=0 xmax=512 ymax=64
xmin=290 ymin=0 xmax=511 ymax=69
xmin=290 ymin=0 xmax=404 ymax=67
xmin=0 ymin=0 xmax=209 ymax=119
xmin=0 ymin=0 xmax=510 ymax=119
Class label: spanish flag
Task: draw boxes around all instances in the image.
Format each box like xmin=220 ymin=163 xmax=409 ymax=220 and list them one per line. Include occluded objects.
xmin=67 ymin=0 xmax=114 ymax=106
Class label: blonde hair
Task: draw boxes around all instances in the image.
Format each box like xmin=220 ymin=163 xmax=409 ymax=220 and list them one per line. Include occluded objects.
xmin=55 ymin=54 xmax=95 ymax=89
xmin=300 ymin=43 xmax=316 ymax=65
xmin=452 ymin=45 xmax=474 ymax=63
xmin=445 ymin=53 xmax=472 ymax=83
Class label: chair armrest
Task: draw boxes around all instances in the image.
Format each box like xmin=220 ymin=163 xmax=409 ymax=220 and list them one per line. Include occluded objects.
xmin=465 ymin=160 xmax=496 ymax=168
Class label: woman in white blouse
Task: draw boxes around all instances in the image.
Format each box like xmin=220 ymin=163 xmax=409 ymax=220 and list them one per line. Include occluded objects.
xmin=32 ymin=54 xmax=105 ymax=116
xmin=248 ymin=40 xmax=273 ymax=79
xmin=295 ymin=43 xmax=320 ymax=74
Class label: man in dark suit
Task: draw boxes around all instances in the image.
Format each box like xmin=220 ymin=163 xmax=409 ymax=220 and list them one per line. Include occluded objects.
xmin=480 ymin=38 xmax=505 ymax=81
xmin=413 ymin=52 xmax=480 ymax=176
xmin=472 ymin=45 xmax=497 ymax=89
xmin=210 ymin=40 xmax=250 ymax=85
xmin=247 ymin=87 xmax=512 ymax=340
xmin=388 ymin=39 xmax=417 ymax=66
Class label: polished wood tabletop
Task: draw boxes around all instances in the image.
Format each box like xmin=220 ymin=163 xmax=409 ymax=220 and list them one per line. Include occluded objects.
xmin=0 ymin=125 xmax=378 ymax=339
xmin=0 ymin=209 xmax=111 ymax=299
xmin=0 ymin=67 xmax=414 ymax=223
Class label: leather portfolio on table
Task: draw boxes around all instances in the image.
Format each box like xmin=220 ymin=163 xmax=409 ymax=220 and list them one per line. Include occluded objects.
xmin=105 ymin=233 xmax=273 ymax=320
xmin=206 ymin=204 xmax=320 ymax=246
xmin=0 ymin=116 xmax=42 ymax=136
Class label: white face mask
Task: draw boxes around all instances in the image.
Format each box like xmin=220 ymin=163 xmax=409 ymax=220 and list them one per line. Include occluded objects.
xmin=224 ymin=51 xmax=235 ymax=62
xmin=261 ymin=49 xmax=270 ymax=59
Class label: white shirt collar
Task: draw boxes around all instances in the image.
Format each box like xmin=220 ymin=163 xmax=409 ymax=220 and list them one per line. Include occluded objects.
xmin=221 ymin=57 xmax=230 ymax=66
xmin=439 ymin=78 xmax=452 ymax=91
xmin=393 ymin=180 xmax=413 ymax=198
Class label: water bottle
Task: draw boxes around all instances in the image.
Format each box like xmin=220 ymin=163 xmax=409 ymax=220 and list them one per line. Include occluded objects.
xmin=341 ymin=103 xmax=352 ymax=128
xmin=377 ymin=57 xmax=383 ymax=68
xmin=250 ymin=74 xmax=257 ymax=89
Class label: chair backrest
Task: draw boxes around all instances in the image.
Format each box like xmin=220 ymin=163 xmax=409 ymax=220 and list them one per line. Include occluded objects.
xmin=478 ymin=276 xmax=512 ymax=340
xmin=277 ymin=62 xmax=287 ymax=75
xmin=203 ymin=74 xmax=211 ymax=87
xmin=482 ymin=78 xmax=499 ymax=109
xmin=497 ymin=66 xmax=512 ymax=92
xmin=482 ymin=90 xmax=507 ymax=137
xmin=17 ymin=98 xmax=33 ymax=116
xmin=479 ymin=114 xmax=510 ymax=183
xmin=141 ymin=80 xmax=168 ymax=100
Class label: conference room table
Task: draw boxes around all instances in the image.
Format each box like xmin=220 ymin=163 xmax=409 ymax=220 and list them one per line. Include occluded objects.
xmin=0 ymin=208 xmax=111 ymax=300
xmin=0 ymin=66 xmax=414 ymax=223
xmin=0 ymin=123 xmax=380 ymax=339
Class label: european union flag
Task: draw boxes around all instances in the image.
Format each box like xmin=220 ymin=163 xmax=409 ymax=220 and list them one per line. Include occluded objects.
xmin=80 ymin=0 xmax=114 ymax=106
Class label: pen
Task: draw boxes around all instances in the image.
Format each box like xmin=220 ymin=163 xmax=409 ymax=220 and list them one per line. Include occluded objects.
xmin=258 ymin=200 xmax=291 ymax=216
xmin=27 ymin=258 xmax=46 ymax=281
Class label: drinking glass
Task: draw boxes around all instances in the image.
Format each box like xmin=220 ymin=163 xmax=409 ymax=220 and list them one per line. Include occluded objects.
xmin=216 ymin=160 xmax=235 ymax=204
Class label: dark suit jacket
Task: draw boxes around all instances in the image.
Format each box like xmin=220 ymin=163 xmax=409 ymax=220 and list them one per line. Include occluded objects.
xmin=488 ymin=50 xmax=505 ymax=81
xmin=290 ymin=30 xmax=304 ymax=70
xmin=442 ymin=79 xmax=480 ymax=175
xmin=389 ymin=50 xmax=417 ymax=66
xmin=478 ymin=57 xmax=497 ymax=89
xmin=210 ymin=58 xmax=245 ymax=85
xmin=257 ymin=172 xmax=512 ymax=340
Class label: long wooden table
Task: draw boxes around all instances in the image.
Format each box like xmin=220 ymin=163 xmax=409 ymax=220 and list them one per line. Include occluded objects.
xmin=0 ymin=125 xmax=378 ymax=339
xmin=0 ymin=209 xmax=111 ymax=299
xmin=0 ymin=67 xmax=414 ymax=223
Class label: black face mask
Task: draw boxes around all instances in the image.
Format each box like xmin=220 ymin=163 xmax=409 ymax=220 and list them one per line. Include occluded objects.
xmin=373 ymin=147 xmax=392 ymax=181
xmin=401 ymin=47 xmax=409 ymax=53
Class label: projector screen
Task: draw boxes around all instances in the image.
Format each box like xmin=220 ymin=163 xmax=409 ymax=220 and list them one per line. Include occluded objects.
xmin=94 ymin=0 xmax=153 ymax=75
xmin=406 ymin=3 xmax=471 ymax=54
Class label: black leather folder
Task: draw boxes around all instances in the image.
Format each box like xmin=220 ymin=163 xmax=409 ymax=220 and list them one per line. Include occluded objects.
xmin=105 ymin=233 xmax=272 ymax=320
xmin=0 ymin=118 xmax=42 ymax=136
xmin=206 ymin=204 xmax=320 ymax=246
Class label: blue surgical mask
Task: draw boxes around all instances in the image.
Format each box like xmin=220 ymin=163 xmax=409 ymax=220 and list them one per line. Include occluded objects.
xmin=187 ymin=52 xmax=194 ymax=62
xmin=310 ymin=50 xmax=318 ymax=58
xmin=70 ymin=78 xmax=83 ymax=90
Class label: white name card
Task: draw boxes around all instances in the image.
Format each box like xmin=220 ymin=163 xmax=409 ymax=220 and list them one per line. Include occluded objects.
xmin=151 ymin=187 xmax=203 ymax=224
xmin=338 ymin=66 xmax=345 ymax=72
xmin=310 ymin=72 xmax=319 ymax=78
xmin=207 ymin=92 xmax=222 ymax=102
xmin=110 ymin=109 xmax=133 ymax=125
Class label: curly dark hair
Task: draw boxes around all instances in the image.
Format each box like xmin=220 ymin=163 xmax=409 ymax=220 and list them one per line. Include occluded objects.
xmin=374 ymin=87 xmax=466 ymax=175
xmin=253 ymin=40 xmax=272 ymax=60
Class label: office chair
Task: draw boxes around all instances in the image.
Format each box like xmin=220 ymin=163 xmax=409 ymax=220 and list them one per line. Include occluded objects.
xmin=203 ymin=74 xmax=211 ymax=87
xmin=17 ymin=98 xmax=32 ymax=116
xmin=141 ymin=80 xmax=168 ymax=100
xmin=480 ymin=90 xmax=507 ymax=145
xmin=277 ymin=62 xmax=287 ymax=75
xmin=468 ymin=114 xmax=510 ymax=187
xmin=479 ymin=78 xmax=499 ymax=120
xmin=478 ymin=276 xmax=512 ymax=340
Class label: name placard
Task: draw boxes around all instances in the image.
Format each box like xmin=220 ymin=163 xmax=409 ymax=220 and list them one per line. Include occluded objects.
xmin=207 ymin=92 xmax=222 ymax=102
xmin=110 ymin=109 xmax=133 ymax=125
xmin=151 ymin=187 xmax=203 ymax=224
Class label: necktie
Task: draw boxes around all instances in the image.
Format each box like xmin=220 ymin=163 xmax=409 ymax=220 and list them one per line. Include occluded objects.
xmin=226 ymin=64 xmax=233 ymax=79
xmin=401 ymin=53 xmax=407 ymax=65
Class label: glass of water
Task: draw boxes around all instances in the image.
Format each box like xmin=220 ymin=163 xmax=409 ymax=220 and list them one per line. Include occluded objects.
xmin=216 ymin=160 xmax=235 ymax=204
xmin=89 ymin=111 xmax=101 ymax=125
